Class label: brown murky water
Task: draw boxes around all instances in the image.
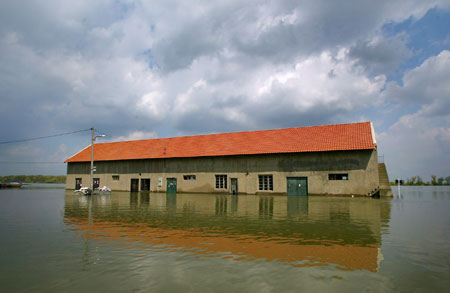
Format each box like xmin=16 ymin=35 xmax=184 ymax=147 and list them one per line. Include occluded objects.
xmin=1 ymin=185 xmax=449 ymax=292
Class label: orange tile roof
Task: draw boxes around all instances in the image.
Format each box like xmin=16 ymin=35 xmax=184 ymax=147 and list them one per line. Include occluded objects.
xmin=65 ymin=122 xmax=376 ymax=163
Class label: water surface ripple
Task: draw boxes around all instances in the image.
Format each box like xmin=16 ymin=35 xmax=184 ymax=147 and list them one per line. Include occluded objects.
xmin=0 ymin=186 xmax=449 ymax=292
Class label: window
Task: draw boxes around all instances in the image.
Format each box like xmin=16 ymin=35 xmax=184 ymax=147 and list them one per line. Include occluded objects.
xmin=329 ymin=174 xmax=348 ymax=180
xmin=258 ymin=175 xmax=273 ymax=191
xmin=112 ymin=175 xmax=120 ymax=181
xmin=183 ymin=175 xmax=196 ymax=180
xmin=215 ymin=175 xmax=227 ymax=189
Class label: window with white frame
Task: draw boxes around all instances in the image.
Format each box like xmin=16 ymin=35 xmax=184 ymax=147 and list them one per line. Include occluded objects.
xmin=215 ymin=175 xmax=227 ymax=189
xmin=258 ymin=175 xmax=273 ymax=191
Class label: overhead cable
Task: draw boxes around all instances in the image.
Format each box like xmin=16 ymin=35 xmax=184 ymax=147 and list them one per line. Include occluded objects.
xmin=0 ymin=161 xmax=64 ymax=164
xmin=0 ymin=128 xmax=91 ymax=145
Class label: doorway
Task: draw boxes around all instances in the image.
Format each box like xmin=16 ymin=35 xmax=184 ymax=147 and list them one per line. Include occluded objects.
xmin=75 ymin=178 xmax=82 ymax=190
xmin=230 ymin=178 xmax=238 ymax=195
xmin=167 ymin=178 xmax=177 ymax=194
xmin=287 ymin=177 xmax=308 ymax=196
xmin=130 ymin=178 xmax=139 ymax=192
xmin=141 ymin=178 xmax=150 ymax=191
xmin=93 ymin=178 xmax=100 ymax=190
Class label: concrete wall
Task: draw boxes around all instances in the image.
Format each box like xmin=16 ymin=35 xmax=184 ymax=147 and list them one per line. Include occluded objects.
xmin=66 ymin=149 xmax=379 ymax=195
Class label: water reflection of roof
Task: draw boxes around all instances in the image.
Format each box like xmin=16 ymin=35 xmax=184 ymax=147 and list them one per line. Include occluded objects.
xmin=66 ymin=217 xmax=381 ymax=272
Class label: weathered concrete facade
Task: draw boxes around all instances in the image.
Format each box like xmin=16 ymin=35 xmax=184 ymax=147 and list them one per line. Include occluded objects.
xmin=66 ymin=149 xmax=380 ymax=195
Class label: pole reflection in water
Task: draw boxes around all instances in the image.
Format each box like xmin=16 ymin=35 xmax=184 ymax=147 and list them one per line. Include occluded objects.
xmin=77 ymin=194 xmax=110 ymax=270
xmin=64 ymin=192 xmax=390 ymax=272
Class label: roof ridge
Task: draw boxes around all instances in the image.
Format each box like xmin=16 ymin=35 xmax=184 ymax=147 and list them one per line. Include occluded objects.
xmin=66 ymin=122 xmax=375 ymax=162
xmin=95 ymin=121 xmax=371 ymax=145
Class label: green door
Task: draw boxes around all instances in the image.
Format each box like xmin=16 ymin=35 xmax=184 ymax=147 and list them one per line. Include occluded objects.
xmin=167 ymin=178 xmax=177 ymax=194
xmin=287 ymin=177 xmax=308 ymax=196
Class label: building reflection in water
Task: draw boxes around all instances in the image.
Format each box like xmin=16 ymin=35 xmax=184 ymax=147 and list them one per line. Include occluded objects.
xmin=215 ymin=195 xmax=228 ymax=215
xmin=287 ymin=196 xmax=309 ymax=216
xmin=140 ymin=192 xmax=150 ymax=207
xmin=65 ymin=192 xmax=391 ymax=272
xmin=130 ymin=192 xmax=139 ymax=207
xmin=258 ymin=196 xmax=274 ymax=218
xmin=166 ymin=194 xmax=177 ymax=213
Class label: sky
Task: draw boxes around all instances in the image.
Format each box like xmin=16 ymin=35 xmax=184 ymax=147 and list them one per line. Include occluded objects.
xmin=0 ymin=0 xmax=449 ymax=180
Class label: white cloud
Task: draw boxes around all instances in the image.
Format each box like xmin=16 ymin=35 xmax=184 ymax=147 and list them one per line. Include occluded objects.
xmin=385 ymin=50 xmax=450 ymax=106
xmin=112 ymin=131 xmax=158 ymax=142
xmin=349 ymin=34 xmax=413 ymax=76
xmin=138 ymin=91 xmax=169 ymax=119
xmin=169 ymin=49 xmax=387 ymax=134
xmin=378 ymin=51 xmax=450 ymax=179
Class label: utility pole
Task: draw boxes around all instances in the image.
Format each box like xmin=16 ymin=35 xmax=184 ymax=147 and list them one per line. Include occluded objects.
xmin=90 ymin=127 xmax=94 ymax=191
xmin=89 ymin=127 xmax=105 ymax=193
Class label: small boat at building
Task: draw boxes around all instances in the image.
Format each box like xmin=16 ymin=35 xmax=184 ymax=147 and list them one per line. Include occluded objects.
xmin=93 ymin=186 xmax=112 ymax=195
xmin=74 ymin=187 xmax=92 ymax=195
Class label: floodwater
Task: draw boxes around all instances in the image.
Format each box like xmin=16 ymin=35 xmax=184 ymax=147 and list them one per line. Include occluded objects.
xmin=1 ymin=186 xmax=449 ymax=292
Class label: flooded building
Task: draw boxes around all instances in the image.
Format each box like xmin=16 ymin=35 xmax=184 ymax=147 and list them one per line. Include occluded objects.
xmin=65 ymin=122 xmax=390 ymax=196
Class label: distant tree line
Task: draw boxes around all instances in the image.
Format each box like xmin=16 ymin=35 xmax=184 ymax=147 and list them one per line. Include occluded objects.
xmin=391 ymin=175 xmax=450 ymax=186
xmin=0 ymin=175 xmax=66 ymax=184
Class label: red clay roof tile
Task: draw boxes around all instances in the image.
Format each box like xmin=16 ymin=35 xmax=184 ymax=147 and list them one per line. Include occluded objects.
xmin=65 ymin=122 xmax=376 ymax=162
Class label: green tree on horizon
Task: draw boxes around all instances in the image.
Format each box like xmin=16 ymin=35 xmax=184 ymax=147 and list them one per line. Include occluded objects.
xmin=0 ymin=175 xmax=66 ymax=184
xmin=391 ymin=175 xmax=450 ymax=186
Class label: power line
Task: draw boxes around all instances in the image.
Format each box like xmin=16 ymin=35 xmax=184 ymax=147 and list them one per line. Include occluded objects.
xmin=0 ymin=161 xmax=64 ymax=164
xmin=0 ymin=128 xmax=91 ymax=145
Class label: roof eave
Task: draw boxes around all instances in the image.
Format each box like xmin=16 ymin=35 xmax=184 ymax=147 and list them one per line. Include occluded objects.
xmin=65 ymin=147 xmax=376 ymax=163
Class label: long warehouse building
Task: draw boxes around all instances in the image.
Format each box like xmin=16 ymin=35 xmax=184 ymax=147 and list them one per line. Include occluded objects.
xmin=65 ymin=122 xmax=390 ymax=196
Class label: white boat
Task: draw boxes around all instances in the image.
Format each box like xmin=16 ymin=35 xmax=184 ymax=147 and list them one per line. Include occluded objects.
xmin=75 ymin=187 xmax=92 ymax=195
xmin=99 ymin=186 xmax=111 ymax=192
xmin=93 ymin=186 xmax=112 ymax=195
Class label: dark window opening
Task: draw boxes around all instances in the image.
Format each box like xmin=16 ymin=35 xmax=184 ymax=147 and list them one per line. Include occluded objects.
xmin=93 ymin=178 xmax=100 ymax=189
xmin=183 ymin=175 xmax=196 ymax=180
xmin=329 ymin=174 xmax=348 ymax=180
xmin=215 ymin=175 xmax=227 ymax=189
xmin=258 ymin=175 xmax=273 ymax=191
xmin=112 ymin=175 xmax=119 ymax=181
